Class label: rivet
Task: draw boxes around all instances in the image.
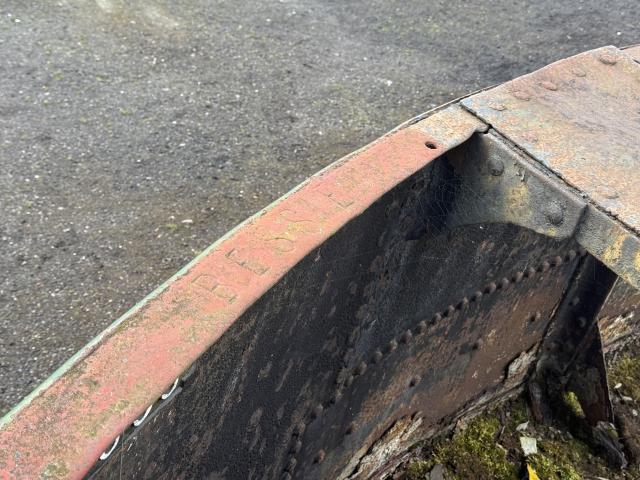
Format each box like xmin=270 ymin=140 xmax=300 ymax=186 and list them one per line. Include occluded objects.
xmin=291 ymin=440 xmax=303 ymax=454
xmin=354 ymin=361 xmax=367 ymax=376
xmin=553 ymin=255 xmax=563 ymax=266
xmin=286 ymin=457 xmax=298 ymax=472
xmin=415 ymin=320 xmax=428 ymax=335
xmin=598 ymin=53 xmax=617 ymax=65
xmin=433 ymin=312 xmax=443 ymax=322
xmin=400 ymin=330 xmax=413 ymax=344
xmin=489 ymin=103 xmax=507 ymax=111
xmin=513 ymin=271 xmax=524 ymax=283
xmin=314 ymin=450 xmax=326 ymax=464
xmin=540 ymin=80 xmax=558 ymax=91
xmin=541 ymin=261 xmax=551 ymax=272
xmin=447 ymin=305 xmax=456 ymax=316
xmin=513 ymin=90 xmax=531 ymax=101
xmin=311 ymin=404 xmax=324 ymax=419
xmin=548 ymin=341 xmax=561 ymax=353
xmin=293 ymin=422 xmax=306 ymax=436
xmin=460 ymin=297 xmax=470 ymax=309
xmin=545 ymin=203 xmax=564 ymax=226
xmin=571 ymin=67 xmax=586 ymax=77
xmin=346 ymin=422 xmax=355 ymax=435
xmin=387 ymin=339 xmax=398 ymax=353
xmin=472 ymin=290 xmax=483 ymax=301
xmin=488 ymin=158 xmax=505 ymax=176
xmin=525 ymin=266 xmax=536 ymax=278
xmin=485 ymin=282 xmax=497 ymax=294
xmin=500 ymin=277 xmax=510 ymax=289
xmin=372 ymin=349 xmax=383 ymax=363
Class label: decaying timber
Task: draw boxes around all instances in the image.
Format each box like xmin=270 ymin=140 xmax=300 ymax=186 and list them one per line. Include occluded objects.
xmin=1 ymin=45 xmax=639 ymax=480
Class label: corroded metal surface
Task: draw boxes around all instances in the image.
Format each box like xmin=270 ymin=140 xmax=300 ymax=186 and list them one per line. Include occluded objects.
xmin=0 ymin=108 xmax=484 ymax=479
xmin=2 ymin=44 xmax=640 ymax=480
xmin=462 ymin=46 xmax=640 ymax=234
xmin=88 ymin=197 xmax=582 ymax=480
xmin=462 ymin=46 xmax=640 ymax=288
xmin=441 ymin=132 xmax=585 ymax=239
xmin=599 ymin=278 xmax=640 ymax=352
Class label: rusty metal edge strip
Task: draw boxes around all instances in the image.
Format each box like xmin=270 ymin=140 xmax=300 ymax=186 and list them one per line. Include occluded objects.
xmin=0 ymin=106 xmax=485 ymax=479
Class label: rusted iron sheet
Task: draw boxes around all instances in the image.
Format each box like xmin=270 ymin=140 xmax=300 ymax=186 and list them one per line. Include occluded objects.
xmin=87 ymin=191 xmax=582 ymax=479
xmin=81 ymin=128 xmax=588 ymax=480
xmin=3 ymin=45 xmax=640 ymax=480
xmin=442 ymin=132 xmax=586 ymax=240
xmin=462 ymin=46 xmax=640 ymax=234
xmin=598 ymin=278 xmax=640 ymax=352
xmin=0 ymin=107 xmax=484 ymax=479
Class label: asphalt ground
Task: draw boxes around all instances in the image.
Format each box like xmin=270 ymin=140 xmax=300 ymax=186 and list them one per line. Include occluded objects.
xmin=0 ymin=0 xmax=638 ymax=415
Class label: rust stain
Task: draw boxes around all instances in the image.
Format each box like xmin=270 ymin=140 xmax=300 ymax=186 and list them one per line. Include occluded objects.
xmin=0 ymin=108 xmax=483 ymax=479
xmin=462 ymin=46 xmax=640 ymax=235
xmin=602 ymin=233 xmax=626 ymax=266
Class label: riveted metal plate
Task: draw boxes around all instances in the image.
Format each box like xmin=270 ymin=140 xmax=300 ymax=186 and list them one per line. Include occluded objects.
xmin=4 ymin=45 xmax=639 ymax=480
xmin=438 ymin=131 xmax=586 ymax=240
xmin=0 ymin=108 xmax=485 ymax=479
xmin=462 ymin=46 xmax=640 ymax=235
xmin=87 ymin=152 xmax=582 ymax=478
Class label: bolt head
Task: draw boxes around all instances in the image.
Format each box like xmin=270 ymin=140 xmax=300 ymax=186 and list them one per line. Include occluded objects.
xmin=545 ymin=203 xmax=564 ymax=226
xmin=540 ymin=81 xmax=558 ymax=91
xmin=488 ymin=158 xmax=504 ymax=176
xmin=598 ymin=52 xmax=618 ymax=65
xmin=571 ymin=67 xmax=586 ymax=77
xmin=513 ymin=90 xmax=531 ymax=101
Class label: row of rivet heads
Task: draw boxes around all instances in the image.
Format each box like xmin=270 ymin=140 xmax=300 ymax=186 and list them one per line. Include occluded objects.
xmin=281 ymin=248 xmax=586 ymax=478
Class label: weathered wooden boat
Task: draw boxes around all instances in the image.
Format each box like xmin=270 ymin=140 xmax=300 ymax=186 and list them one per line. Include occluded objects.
xmin=1 ymin=45 xmax=639 ymax=479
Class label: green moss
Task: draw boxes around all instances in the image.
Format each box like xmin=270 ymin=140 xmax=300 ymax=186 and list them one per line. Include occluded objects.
xmin=528 ymin=454 xmax=579 ymax=480
xmin=405 ymin=459 xmax=436 ymax=479
xmin=431 ymin=415 xmax=518 ymax=480
xmin=506 ymin=398 xmax=529 ymax=429
xmin=529 ymin=435 xmax=617 ymax=480
xmin=609 ymin=354 xmax=640 ymax=400
xmin=562 ymin=391 xmax=585 ymax=419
